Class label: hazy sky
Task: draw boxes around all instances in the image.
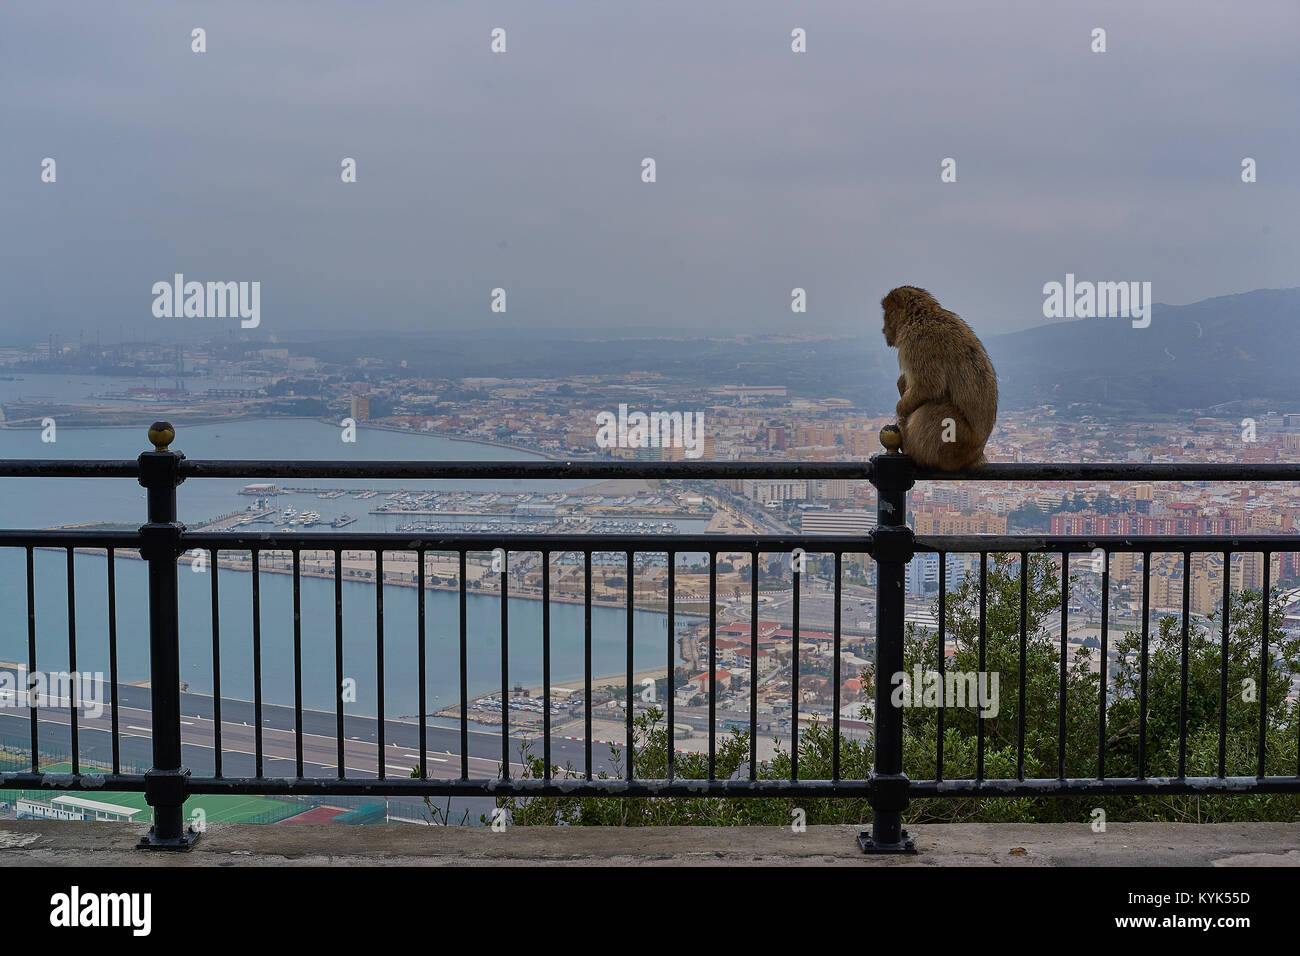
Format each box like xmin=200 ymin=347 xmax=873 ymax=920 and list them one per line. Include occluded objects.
xmin=2 ymin=0 xmax=1296 ymax=342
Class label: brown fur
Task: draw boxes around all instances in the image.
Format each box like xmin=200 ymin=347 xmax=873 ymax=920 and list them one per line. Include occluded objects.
xmin=881 ymin=286 xmax=997 ymax=470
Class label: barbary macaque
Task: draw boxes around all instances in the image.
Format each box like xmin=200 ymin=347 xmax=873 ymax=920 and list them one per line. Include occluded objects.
xmin=881 ymin=286 xmax=997 ymax=470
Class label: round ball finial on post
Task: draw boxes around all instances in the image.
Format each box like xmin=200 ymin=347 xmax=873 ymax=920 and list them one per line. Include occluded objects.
xmin=148 ymin=421 xmax=176 ymax=452
xmin=880 ymin=424 xmax=902 ymax=455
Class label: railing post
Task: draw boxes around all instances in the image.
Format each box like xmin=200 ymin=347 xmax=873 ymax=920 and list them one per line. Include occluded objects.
xmin=860 ymin=425 xmax=917 ymax=853
xmin=136 ymin=421 xmax=198 ymax=850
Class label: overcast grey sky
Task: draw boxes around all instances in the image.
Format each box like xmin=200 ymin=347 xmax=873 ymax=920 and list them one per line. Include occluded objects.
xmin=1 ymin=0 xmax=1296 ymax=341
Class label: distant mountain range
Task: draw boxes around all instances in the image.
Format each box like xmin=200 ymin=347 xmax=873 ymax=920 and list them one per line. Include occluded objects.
xmin=986 ymin=287 xmax=1300 ymax=415
xmin=284 ymin=287 xmax=1299 ymax=417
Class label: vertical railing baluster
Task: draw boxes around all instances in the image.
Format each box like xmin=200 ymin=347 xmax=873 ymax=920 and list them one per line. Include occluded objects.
xmin=708 ymin=551 xmax=716 ymax=781
xmin=66 ymin=547 xmax=78 ymax=774
xmin=252 ymin=547 xmax=263 ymax=778
xmin=860 ymin=428 xmax=915 ymax=854
xmin=1178 ymin=551 xmax=1190 ymax=778
xmin=136 ymin=422 xmax=196 ymax=849
xmin=292 ymin=549 xmax=303 ymax=777
xmin=108 ymin=548 xmax=121 ymax=775
xmin=749 ymin=553 xmax=757 ymax=781
xmin=791 ymin=552 xmax=800 ymax=782
xmin=1017 ymin=552 xmax=1027 ymax=781
xmin=625 ymin=549 xmax=634 ymax=780
xmin=208 ymin=547 xmax=221 ymax=778
xmin=1139 ymin=551 xmax=1150 ymax=780
xmin=832 ymin=552 xmax=842 ymax=782
xmin=584 ymin=552 xmax=592 ymax=780
xmin=1258 ymin=552 xmax=1270 ymax=779
xmin=1218 ymin=550 xmax=1229 ymax=779
xmin=937 ymin=553 xmax=945 ymax=782
xmin=376 ymin=549 xmax=385 ymax=779
xmin=417 ymin=549 xmax=426 ymax=779
xmin=335 ymin=549 xmax=344 ymax=779
xmin=25 ymin=546 xmax=36 ymax=774
xmin=542 ymin=551 xmax=551 ymax=780
xmin=500 ymin=549 xmax=509 ymax=778
xmin=977 ymin=552 xmax=986 ymax=782
xmin=667 ymin=552 xmax=676 ymax=782
xmin=1098 ymin=550 xmax=1109 ymax=780
xmin=1058 ymin=551 xmax=1069 ymax=780
xmin=459 ymin=550 xmax=468 ymax=781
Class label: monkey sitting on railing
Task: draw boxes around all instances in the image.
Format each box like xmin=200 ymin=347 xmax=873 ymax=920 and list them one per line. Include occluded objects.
xmin=880 ymin=286 xmax=997 ymax=471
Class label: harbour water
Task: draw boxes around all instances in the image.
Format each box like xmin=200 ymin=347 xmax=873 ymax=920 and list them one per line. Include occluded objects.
xmin=0 ymin=418 xmax=696 ymax=720
xmin=0 ymin=416 xmax=590 ymax=531
xmin=0 ymin=549 xmax=685 ymax=721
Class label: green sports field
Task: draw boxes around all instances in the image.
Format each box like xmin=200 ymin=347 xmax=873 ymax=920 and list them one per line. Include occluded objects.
xmin=1 ymin=762 xmax=306 ymax=823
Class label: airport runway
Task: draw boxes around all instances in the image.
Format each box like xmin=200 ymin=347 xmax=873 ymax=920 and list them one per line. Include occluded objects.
xmin=0 ymin=681 xmax=615 ymax=822
xmin=1 ymin=681 xmax=607 ymax=777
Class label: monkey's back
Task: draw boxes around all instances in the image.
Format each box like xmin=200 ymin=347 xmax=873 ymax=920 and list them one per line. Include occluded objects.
xmin=937 ymin=309 xmax=998 ymax=438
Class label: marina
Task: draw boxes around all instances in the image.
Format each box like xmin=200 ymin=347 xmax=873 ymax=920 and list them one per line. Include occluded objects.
xmin=222 ymin=486 xmax=711 ymax=536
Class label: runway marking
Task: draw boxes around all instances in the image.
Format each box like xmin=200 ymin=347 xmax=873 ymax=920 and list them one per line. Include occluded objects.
xmin=14 ymin=714 xmax=543 ymax=773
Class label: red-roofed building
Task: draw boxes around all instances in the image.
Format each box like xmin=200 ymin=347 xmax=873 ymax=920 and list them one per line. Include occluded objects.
xmin=716 ymin=620 xmax=782 ymax=640
xmin=690 ymin=669 xmax=732 ymax=693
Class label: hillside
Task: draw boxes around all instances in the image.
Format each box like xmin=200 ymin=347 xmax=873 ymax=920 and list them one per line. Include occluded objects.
xmin=987 ymin=287 xmax=1300 ymax=414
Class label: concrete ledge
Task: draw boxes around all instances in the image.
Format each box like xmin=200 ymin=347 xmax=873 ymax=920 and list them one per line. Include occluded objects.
xmin=2 ymin=821 xmax=1299 ymax=866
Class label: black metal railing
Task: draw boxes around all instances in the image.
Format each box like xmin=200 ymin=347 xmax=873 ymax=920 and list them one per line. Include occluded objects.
xmin=1 ymin=422 xmax=1298 ymax=853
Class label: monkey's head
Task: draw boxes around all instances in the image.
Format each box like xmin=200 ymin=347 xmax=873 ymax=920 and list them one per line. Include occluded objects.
xmin=881 ymin=285 xmax=939 ymax=347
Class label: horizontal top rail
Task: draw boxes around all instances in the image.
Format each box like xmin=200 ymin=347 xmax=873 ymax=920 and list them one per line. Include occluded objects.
xmin=913 ymin=462 xmax=1300 ymax=482
xmin=2 ymin=457 xmax=1300 ymax=483
xmin=0 ymin=529 xmax=142 ymax=547
xmin=915 ymin=533 xmax=1300 ymax=553
xmin=0 ymin=460 xmax=139 ymax=478
xmin=176 ymin=459 xmax=876 ymax=481
xmin=179 ymin=460 xmax=1300 ymax=482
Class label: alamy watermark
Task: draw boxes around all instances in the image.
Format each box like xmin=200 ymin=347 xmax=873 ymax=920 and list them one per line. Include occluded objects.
xmin=890 ymin=665 xmax=999 ymax=718
xmin=151 ymin=274 xmax=260 ymax=328
xmin=595 ymin=403 xmax=705 ymax=458
xmin=1042 ymin=273 xmax=1151 ymax=328
xmin=50 ymin=886 xmax=150 ymax=936
xmin=0 ymin=669 xmax=106 ymax=719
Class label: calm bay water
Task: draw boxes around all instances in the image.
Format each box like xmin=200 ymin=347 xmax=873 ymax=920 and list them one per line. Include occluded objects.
xmin=0 ymin=549 xmax=681 ymax=720
xmin=0 ymin=416 xmax=592 ymax=530
xmin=0 ymin=419 xmax=692 ymax=717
